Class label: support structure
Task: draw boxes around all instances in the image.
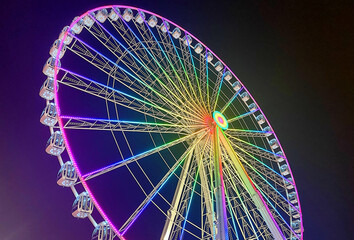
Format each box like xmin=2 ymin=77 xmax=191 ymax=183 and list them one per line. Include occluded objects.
xmin=213 ymin=127 xmax=229 ymax=240
xmin=160 ymin=150 xmax=194 ymax=240
xmin=219 ymin=130 xmax=284 ymax=240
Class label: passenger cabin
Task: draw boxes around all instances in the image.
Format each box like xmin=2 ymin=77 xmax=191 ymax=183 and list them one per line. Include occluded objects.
xmin=92 ymin=222 xmax=114 ymax=240
xmin=214 ymin=61 xmax=223 ymax=72
xmin=43 ymin=57 xmax=61 ymax=77
xmin=269 ymin=138 xmax=279 ymax=150
xmin=285 ymin=178 xmax=294 ymax=190
xmin=96 ymin=9 xmax=108 ymax=23
xmin=290 ymin=206 xmax=300 ymax=218
xmin=232 ymin=81 xmax=241 ymax=91
xmin=248 ymin=103 xmax=257 ymax=112
xmin=148 ymin=15 xmax=158 ymax=28
xmin=280 ymin=164 xmax=290 ymax=176
xmin=122 ymin=8 xmax=133 ymax=22
xmin=40 ymin=103 xmax=57 ymax=127
xmin=172 ymin=27 xmax=181 ymax=39
xmin=256 ymin=114 xmax=265 ymax=125
xmin=262 ymin=126 xmax=273 ymax=137
xmin=71 ymin=17 xmax=84 ymax=34
xmin=109 ymin=7 xmax=120 ymax=21
xmin=275 ymin=151 xmax=285 ymax=162
xmin=83 ymin=13 xmax=95 ymax=27
xmin=291 ymin=220 xmax=301 ymax=233
xmin=45 ymin=131 xmax=65 ymax=156
xmin=72 ymin=192 xmax=94 ymax=218
xmin=58 ymin=26 xmax=74 ymax=45
xmin=182 ymin=35 xmax=192 ymax=46
xmin=39 ymin=77 xmax=57 ymax=100
xmin=240 ymin=92 xmax=249 ymax=102
xmin=206 ymin=52 xmax=213 ymax=62
xmin=224 ymin=71 xmax=232 ymax=81
xmin=288 ymin=192 xmax=298 ymax=204
xmin=57 ymin=161 xmax=78 ymax=187
xmin=194 ymin=43 xmax=203 ymax=54
xmin=49 ymin=40 xmax=67 ymax=59
xmin=160 ymin=21 xmax=170 ymax=33
xmin=135 ymin=11 xmax=145 ymax=24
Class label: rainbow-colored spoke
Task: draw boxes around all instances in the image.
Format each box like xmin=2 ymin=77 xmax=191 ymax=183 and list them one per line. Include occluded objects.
xmin=68 ymin=33 xmax=202 ymax=122
xmin=119 ymin=142 xmax=196 ymax=235
xmin=220 ymin=86 xmax=244 ymax=114
xmin=227 ymin=128 xmax=274 ymax=138
xmin=59 ymin=115 xmax=193 ymax=135
xmin=104 ymin=13 xmax=205 ymax=119
xmin=227 ymin=109 xmax=259 ymax=124
xmin=82 ymin=129 xmax=204 ymax=181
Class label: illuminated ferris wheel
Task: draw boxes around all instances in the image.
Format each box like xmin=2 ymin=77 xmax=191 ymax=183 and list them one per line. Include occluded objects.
xmin=39 ymin=5 xmax=303 ymax=240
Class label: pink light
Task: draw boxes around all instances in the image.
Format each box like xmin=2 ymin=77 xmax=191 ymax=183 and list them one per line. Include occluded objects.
xmin=218 ymin=116 xmax=224 ymax=124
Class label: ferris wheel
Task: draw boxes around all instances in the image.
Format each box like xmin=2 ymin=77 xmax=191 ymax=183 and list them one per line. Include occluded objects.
xmin=39 ymin=5 xmax=303 ymax=240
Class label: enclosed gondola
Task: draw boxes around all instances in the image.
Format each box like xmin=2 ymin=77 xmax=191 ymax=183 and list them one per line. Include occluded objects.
xmin=57 ymin=161 xmax=78 ymax=187
xmin=72 ymin=192 xmax=94 ymax=218
xmin=45 ymin=131 xmax=65 ymax=156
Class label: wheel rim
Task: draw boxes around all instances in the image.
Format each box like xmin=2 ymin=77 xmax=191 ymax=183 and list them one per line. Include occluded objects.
xmin=41 ymin=5 xmax=304 ymax=240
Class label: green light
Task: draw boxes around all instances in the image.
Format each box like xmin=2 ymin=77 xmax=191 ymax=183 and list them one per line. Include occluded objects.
xmin=213 ymin=111 xmax=228 ymax=130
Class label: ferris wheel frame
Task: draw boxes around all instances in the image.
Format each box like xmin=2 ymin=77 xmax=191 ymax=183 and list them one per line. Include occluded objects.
xmin=39 ymin=4 xmax=304 ymax=240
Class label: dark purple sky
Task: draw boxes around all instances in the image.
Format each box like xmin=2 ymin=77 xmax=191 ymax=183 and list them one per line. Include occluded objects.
xmin=0 ymin=0 xmax=352 ymax=239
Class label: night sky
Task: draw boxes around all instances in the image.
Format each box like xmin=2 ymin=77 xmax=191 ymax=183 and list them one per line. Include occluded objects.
xmin=0 ymin=0 xmax=352 ymax=239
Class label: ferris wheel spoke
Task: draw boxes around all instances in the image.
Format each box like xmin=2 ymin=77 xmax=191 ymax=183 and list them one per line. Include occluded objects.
xmin=132 ymin=17 xmax=202 ymax=111
xmin=59 ymin=115 xmax=194 ymax=135
xmin=204 ymin=50 xmax=212 ymax=112
xmin=219 ymin=130 xmax=285 ymax=239
xmin=179 ymin=155 xmax=202 ymax=240
xmin=244 ymin=169 xmax=301 ymax=239
xmin=183 ymin=33 xmax=205 ymax=109
xmin=68 ymin=34 xmax=201 ymax=121
xmin=164 ymin=159 xmax=207 ymax=239
xmin=227 ymin=128 xmax=274 ymax=138
xmin=209 ymin=69 xmax=225 ymax=111
xmin=212 ymin=68 xmax=227 ymax=112
xmin=155 ymin=23 xmax=201 ymax=108
xmin=106 ymin=15 xmax=204 ymax=119
xmin=222 ymin=165 xmax=261 ymax=239
xmin=236 ymin=154 xmax=298 ymax=212
xmin=82 ymin=129 xmax=204 ymax=181
xmin=161 ymin=134 xmax=210 ymax=240
xmin=223 ymin=157 xmax=284 ymax=239
xmin=197 ymin=52 xmax=208 ymax=110
xmin=238 ymin=151 xmax=291 ymax=190
xmin=220 ymin=86 xmax=244 ymax=114
xmin=254 ymin=186 xmax=301 ymax=239
xmin=57 ymin=67 xmax=193 ymax=124
xmin=83 ymin=22 xmax=181 ymax=111
xmin=65 ymin=38 xmax=179 ymax=115
xmin=195 ymin=142 xmax=215 ymax=238
xmin=223 ymin=181 xmax=240 ymax=240
xmin=225 ymin=133 xmax=280 ymax=161
xmin=227 ymin=109 xmax=259 ymax=124
xmin=119 ymin=139 xmax=198 ymax=235
xmin=88 ymin=18 xmax=200 ymax=117
xmin=179 ymin=40 xmax=204 ymax=107
xmin=224 ymin=136 xmax=290 ymax=188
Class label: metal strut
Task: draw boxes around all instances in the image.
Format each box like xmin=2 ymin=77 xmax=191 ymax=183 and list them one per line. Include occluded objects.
xmin=213 ymin=127 xmax=229 ymax=240
xmin=219 ymin=130 xmax=284 ymax=240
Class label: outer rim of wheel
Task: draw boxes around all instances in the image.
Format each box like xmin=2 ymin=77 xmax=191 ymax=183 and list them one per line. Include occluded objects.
xmin=51 ymin=5 xmax=303 ymax=239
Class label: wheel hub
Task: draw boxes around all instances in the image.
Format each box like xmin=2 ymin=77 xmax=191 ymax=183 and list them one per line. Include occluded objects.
xmin=213 ymin=111 xmax=228 ymax=130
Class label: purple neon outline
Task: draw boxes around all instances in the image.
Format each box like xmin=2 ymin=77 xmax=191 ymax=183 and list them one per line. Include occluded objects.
xmin=52 ymin=5 xmax=303 ymax=239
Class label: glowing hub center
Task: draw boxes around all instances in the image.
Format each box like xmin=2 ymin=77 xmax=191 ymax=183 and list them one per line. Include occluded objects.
xmin=213 ymin=111 xmax=228 ymax=130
